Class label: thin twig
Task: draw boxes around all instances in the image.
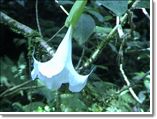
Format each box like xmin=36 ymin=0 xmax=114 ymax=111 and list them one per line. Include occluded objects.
xmin=120 ymin=63 xmax=142 ymax=103
xmin=142 ymin=8 xmax=150 ymax=20
xmin=35 ymin=0 xmax=43 ymax=38
xmin=76 ymin=48 xmax=85 ymax=70
xmin=117 ymin=34 xmax=126 ymax=65
xmin=1 ymin=85 xmax=44 ymax=98
xmin=116 ymin=84 xmax=136 ymax=96
xmin=116 ymin=16 xmax=125 ymax=38
xmin=0 ymin=80 xmax=33 ymax=98
xmin=47 ymin=25 xmax=65 ymax=42
xmin=55 ymin=0 xmax=69 ymax=15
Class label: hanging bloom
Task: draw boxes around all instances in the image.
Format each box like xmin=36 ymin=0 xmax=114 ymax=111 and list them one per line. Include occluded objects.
xmin=31 ymin=25 xmax=91 ymax=92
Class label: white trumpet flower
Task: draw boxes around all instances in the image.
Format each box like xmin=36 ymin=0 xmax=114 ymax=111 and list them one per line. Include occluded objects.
xmin=31 ymin=25 xmax=91 ymax=92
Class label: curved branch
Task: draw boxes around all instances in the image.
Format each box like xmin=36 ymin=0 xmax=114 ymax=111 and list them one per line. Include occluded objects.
xmin=0 ymin=11 xmax=54 ymax=55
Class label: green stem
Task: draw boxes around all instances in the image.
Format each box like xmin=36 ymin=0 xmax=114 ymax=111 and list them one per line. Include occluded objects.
xmin=79 ymin=0 xmax=140 ymax=71
xmin=55 ymin=91 xmax=61 ymax=111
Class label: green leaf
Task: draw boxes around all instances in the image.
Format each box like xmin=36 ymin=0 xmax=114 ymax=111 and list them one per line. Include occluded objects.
xmin=23 ymin=102 xmax=45 ymax=112
xmin=144 ymin=77 xmax=150 ymax=90
xmin=0 ymin=56 xmax=26 ymax=86
xmin=89 ymin=81 xmax=118 ymax=97
xmin=95 ymin=26 xmax=112 ymax=33
xmin=0 ymin=76 xmax=11 ymax=87
xmin=35 ymin=80 xmax=57 ymax=103
xmin=136 ymin=0 xmax=150 ymax=8
xmin=88 ymin=103 xmax=103 ymax=112
xmin=138 ymin=91 xmax=146 ymax=103
xmin=97 ymin=0 xmax=128 ymax=16
xmin=86 ymin=8 xmax=104 ymax=22
xmin=73 ymin=14 xmax=95 ymax=45
xmin=12 ymin=102 xmax=24 ymax=112
xmin=58 ymin=0 xmax=73 ymax=5
xmin=132 ymin=72 xmax=145 ymax=81
xmin=94 ymin=26 xmax=112 ymax=38
xmin=60 ymin=94 xmax=86 ymax=112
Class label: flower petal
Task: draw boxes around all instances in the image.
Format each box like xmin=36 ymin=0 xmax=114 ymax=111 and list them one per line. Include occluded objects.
xmin=37 ymin=66 xmax=69 ymax=90
xmin=31 ymin=69 xmax=37 ymax=80
xmin=31 ymin=58 xmax=39 ymax=80
xmin=67 ymin=59 xmax=90 ymax=92
xmin=64 ymin=26 xmax=91 ymax=92
xmin=32 ymin=26 xmax=72 ymax=78
xmin=31 ymin=25 xmax=92 ymax=92
xmin=68 ymin=71 xmax=89 ymax=92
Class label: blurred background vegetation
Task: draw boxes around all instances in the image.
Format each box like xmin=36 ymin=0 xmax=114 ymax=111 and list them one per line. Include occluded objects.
xmin=0 ymin=0 xmax=150 ymax=112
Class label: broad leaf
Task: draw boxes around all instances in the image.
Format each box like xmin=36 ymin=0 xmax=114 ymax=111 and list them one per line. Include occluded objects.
xmin=73 ymin=14 xmax=95 ymax=45
xmin=97 ymin=0 xmax=128 ymax=16
xmin=86 ymin=9 xmax=104 ymax=22
xmin=136 ymin=0 xmax=150 ymax=8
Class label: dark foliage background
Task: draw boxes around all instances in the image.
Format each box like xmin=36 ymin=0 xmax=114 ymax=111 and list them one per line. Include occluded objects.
xmin=0 ymin=0 xmax=150 ymax=112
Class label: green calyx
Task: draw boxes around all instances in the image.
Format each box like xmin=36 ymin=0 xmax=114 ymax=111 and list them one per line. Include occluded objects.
xmin=65 ymin=0 xmax=87 ymax=28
